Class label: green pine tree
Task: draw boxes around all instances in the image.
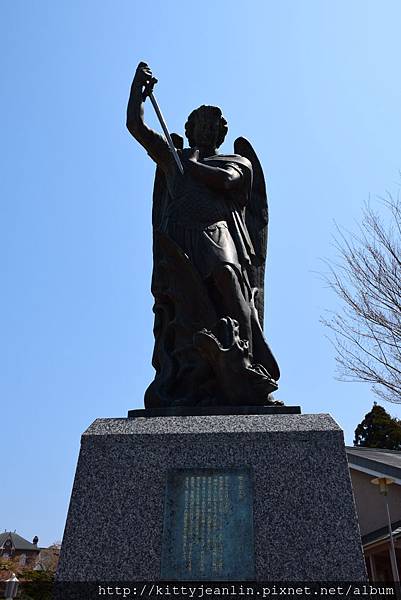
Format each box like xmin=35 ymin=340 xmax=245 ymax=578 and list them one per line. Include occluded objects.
xmin=354 ymin=402 xmax=401 ymax=449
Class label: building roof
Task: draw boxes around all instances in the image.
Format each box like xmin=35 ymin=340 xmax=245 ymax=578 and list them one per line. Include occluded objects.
xmin=362 ymin=521 xmax=401 ymax=547
xmin=346 ymin=446 xmax=401 ymax=483
xmin=0 ymin=532 xmax=39 ymax=552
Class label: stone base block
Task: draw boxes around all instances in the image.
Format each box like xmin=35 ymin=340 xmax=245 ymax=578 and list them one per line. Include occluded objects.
xmin=57 ymin=413 xmax=366 ymax=581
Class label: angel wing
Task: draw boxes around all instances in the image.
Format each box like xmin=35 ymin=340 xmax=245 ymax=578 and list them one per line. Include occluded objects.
xmin=234 ymin=136 xmax=269 ymax=329
xmin=151 ymin=132 xmax=184 ymax=293
xmin=152 ymin=132 xmax=184 ymax=230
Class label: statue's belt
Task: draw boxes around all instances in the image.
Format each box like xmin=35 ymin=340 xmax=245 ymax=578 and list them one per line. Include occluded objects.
xmin=161 ymin=216 xmax=230 ymax=231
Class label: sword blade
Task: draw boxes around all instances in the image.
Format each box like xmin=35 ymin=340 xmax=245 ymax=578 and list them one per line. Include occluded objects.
xmin=148 ymin=92 xmax=184 ymax=175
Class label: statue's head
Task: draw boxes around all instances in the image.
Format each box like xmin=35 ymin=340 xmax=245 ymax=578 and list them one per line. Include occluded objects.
xmin=185 ymin=105 xmax=228 ymax=149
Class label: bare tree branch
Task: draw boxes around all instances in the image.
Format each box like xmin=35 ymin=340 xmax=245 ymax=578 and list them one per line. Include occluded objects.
xmin=321 ymin=189 xmax=401 ymax=403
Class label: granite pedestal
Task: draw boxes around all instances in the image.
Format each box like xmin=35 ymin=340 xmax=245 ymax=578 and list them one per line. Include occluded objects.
xmin=57 ymin=413 xmax=366 ymax=581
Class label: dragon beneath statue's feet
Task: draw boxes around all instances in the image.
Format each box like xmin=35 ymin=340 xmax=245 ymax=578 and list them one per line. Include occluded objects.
xmin=194 ymin=317 xmax=282 ymax=407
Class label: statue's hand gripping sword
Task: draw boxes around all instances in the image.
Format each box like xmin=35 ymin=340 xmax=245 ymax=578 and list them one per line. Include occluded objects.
xmin=143 ymin=77 xmax=184 ymax=175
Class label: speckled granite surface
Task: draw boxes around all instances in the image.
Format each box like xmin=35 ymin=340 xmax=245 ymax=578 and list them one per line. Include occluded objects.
xmin=57 ymin=413 xmax=366 ymax=581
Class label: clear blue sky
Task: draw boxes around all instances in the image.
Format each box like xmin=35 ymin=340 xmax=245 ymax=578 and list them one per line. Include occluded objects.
xmin=2 ymin=1 xmax=401 ymax=547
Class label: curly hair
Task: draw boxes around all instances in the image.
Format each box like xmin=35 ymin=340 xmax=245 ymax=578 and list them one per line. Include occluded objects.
xmin=185 ymin=105 xmax=228 ymax=148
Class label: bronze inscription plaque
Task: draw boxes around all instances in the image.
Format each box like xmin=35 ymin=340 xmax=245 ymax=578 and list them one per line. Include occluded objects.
xmin=160 ymin=468 xmax=254 ymax=580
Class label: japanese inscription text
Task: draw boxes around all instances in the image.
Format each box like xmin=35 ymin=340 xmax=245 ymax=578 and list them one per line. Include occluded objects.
xmin=160 ymin=468 xmax=254 ymax=580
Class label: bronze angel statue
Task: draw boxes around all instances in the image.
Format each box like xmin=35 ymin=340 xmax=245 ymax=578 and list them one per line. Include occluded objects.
xmin=127 ymin=62 xmax=281 ymax=408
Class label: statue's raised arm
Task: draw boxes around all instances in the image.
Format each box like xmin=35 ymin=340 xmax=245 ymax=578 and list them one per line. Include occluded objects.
xmin=127 ymin=64 xmax=281 ymax=408
xmin=126 ymin=62 xmax=172 ymax=171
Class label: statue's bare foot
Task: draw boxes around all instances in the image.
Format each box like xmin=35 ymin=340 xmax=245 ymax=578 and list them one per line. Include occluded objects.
xmin=265 ymin=394 xmax=284 ymax=406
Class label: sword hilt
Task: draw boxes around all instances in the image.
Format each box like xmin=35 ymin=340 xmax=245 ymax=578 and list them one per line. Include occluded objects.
xmin=142 ymin=76 xmax=158 ymax=102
